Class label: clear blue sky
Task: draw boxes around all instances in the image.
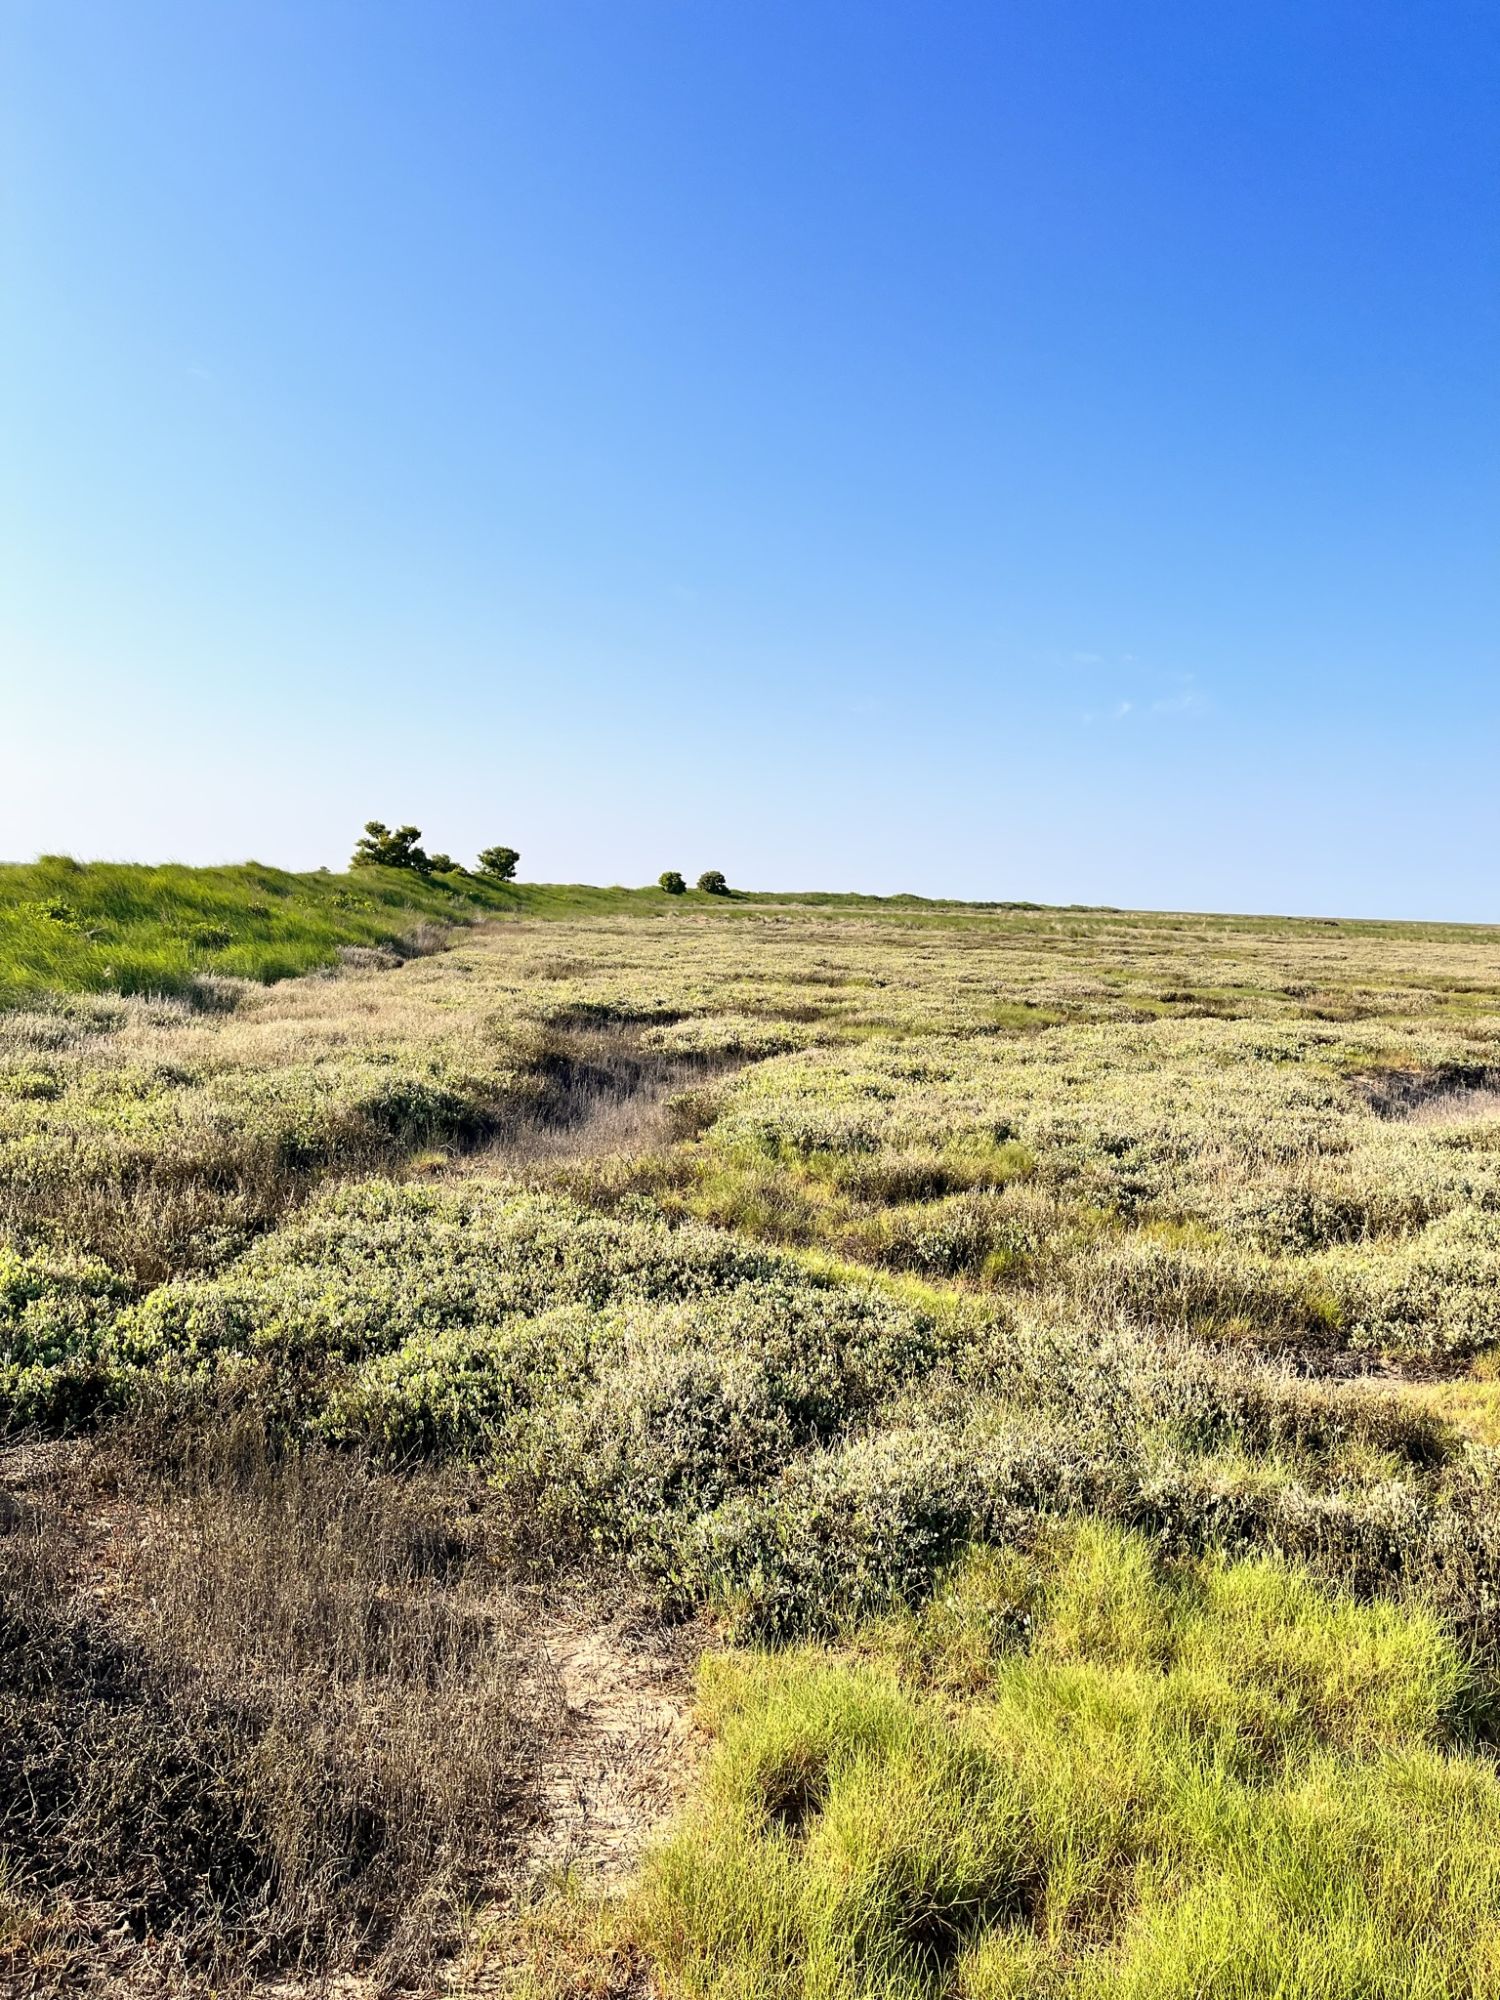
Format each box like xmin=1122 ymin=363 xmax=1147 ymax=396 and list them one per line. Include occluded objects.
xmin=2 ymin=2 xmax=1496 ymax=917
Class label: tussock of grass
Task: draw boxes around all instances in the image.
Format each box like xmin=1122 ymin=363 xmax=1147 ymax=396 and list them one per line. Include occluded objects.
xmin=1394 ymin=1374 xmax=1500 ymax=1448
xmin=621 ymin=1525 xmax=1499 ymax=1999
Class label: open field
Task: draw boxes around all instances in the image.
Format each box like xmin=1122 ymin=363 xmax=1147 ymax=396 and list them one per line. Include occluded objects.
xmin=7 ymin=889 xmax=1500 ymax=1994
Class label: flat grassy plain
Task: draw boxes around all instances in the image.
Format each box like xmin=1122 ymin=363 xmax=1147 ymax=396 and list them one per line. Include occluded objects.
xmin=6 ymin=882 xmax=1500 ymax=1994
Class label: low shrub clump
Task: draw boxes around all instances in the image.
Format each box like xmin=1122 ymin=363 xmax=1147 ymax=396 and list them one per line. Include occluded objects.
xmin=0 ymin=1246 xmax=130 ymax=1432
xmin=101 ymin=1185 xmax=947 ymax=1584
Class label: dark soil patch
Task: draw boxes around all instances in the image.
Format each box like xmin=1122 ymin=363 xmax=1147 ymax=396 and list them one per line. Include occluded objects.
xmin=1355 ymin=1065 xmax=1500 ymax=1120
xmin=463 ymin=1025 xmax=744 ymax=1172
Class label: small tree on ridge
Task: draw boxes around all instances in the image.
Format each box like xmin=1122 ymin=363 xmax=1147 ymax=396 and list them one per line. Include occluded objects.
xmin=658 ymin=871 xmax=686 ymax=895
xmin=477 ymin=845 xmax=520 ymax=881
xmin=697 ymin=870 xmax=729 ymax=896
xmin=352 ymin=821 xmax=431 ymax=872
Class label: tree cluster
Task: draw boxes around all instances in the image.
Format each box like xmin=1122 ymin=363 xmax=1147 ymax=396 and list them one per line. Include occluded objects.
xmin=350 ymin=823 xmax=733 ymax=895
xmin=350 ymin=823 xmax=519 ymax=881
xmin=658 ymin=869 xmax=730 ymax=895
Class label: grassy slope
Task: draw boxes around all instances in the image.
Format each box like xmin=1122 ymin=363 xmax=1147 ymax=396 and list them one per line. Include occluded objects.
xmin=0 ymin=859 xmax=695 ymax=1003
xmin=0 ymin=858 xmax=960 ymax=1004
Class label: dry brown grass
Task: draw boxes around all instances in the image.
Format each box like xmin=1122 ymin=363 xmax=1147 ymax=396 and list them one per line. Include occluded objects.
xmin=0 ymin=1419 xmax=558 ymax=1996
xmin=455 ymin=1026 xmax=738 ymax=1180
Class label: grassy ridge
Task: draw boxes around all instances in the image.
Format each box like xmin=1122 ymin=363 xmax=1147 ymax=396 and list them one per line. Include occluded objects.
xmin=0 ymin=857 xmax=491 ymax=1001
xmin=0 ymin=858 xmax=954 ymax=1005
xmin=0 ymin=858 xmax=686 ymax=1003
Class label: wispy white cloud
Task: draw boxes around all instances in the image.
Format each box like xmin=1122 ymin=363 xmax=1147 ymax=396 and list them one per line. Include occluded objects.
xmin=1081 ymin=672 xmax=1208 ymax=726
xmin=1150 ymin=673 xmax=1207 ymax=715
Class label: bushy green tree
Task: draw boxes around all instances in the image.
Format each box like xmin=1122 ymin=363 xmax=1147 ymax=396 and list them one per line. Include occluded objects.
xmin=658 ymin=871 xmax=686 ymax=895
xmin=351 ymin=822 xmax=431 ymax=872
xmin=427 ymin=853 xmax=458 ymax=875
xmin=697 ymin=870 xmax=729 ymax=896
xmin=476 ymin=845 xmax=520 ymax=881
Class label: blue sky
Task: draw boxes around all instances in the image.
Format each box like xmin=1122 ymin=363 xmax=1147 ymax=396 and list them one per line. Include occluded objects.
xmin=2 ymin=1 xmax=1496 ymax=916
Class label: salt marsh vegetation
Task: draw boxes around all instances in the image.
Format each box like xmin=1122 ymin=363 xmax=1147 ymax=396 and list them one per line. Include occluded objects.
xmin=6 ymin=892 xmax=1500 ymax=1994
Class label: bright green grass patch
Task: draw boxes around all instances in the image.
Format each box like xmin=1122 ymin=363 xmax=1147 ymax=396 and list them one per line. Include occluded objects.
xmin=0 ymin=857 xmax=508 ymax=1002
xmin=624 ymin=1523 xmax=1499 ymax=1999
xmin=1387 ymin=1374 xmax=1500 ymax=1449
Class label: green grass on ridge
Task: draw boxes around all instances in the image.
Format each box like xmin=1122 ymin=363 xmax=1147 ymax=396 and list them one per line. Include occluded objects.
xmin=0 ymin=858 xmax=714 ymax=1003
